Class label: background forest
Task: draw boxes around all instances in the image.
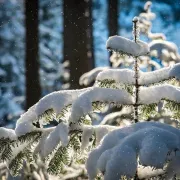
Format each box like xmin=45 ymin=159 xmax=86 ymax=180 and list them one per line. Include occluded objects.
xmin=0 ymin=0 xmax=180 ymax=127
xmin=0 ymin=0 xmax=180 ymax=180
xmin=0 ymin=0 xmax=180 ymax=128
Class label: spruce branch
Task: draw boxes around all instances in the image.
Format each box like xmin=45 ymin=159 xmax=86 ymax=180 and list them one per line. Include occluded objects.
xmin=7 ymin=131 xmax=42 ymax=176
xmin=139 ymin=104 xmax=158 ymax=120
xmin=38 ymin=109 xmax=56 ymax=126
xmin=47 ymin=131 xmax=81 ymax=175
xmin=97 ymin=79 xmax=134 ymax=95
xmin=164 ymin=99 xmax=180 ymax=121
xmin=18 ymin=131 xmax=42 ymax=143
xmin=8 ymin=146 xmax=34 ymax=177
xmin=0 ymin=138 xmax=15 ymax=161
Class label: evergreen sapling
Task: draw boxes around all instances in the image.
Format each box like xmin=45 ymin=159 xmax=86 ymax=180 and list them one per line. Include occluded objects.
xmin=0 ymin=16 xmax=180 ymax=180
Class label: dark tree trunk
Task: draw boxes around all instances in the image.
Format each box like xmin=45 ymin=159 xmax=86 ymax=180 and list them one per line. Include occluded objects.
xmin=108 ymin=0 xmax=118 ymax=67
xmin=63 ymin=0 xmax=95 ymax=89
xmin=25 ymin=0 xmax=41 ymax=110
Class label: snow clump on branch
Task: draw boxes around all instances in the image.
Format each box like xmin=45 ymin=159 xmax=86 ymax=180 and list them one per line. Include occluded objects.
xmin=106 ymin=35 xmax=150 ymax=56
xmin=86 ymin=122 xmax=180 ymax=180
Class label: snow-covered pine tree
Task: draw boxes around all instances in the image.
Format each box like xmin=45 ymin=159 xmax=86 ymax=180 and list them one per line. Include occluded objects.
xmin=0 ymin=17 xmax=180 ymax=180
xmin=138 ymin=1 xmax=180 ymax=67
xmin=80 ymin=1 xmax=180 ymax=88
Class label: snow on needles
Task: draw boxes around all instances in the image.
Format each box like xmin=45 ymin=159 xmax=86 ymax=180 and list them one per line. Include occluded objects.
xmin=139 ymin=85 xmax=180 ymax=104
xmin=0 ymin=127 xmax=16 ymax=140
xmin=96 ymin=63 xmax=180 ymax=85
xmin=86 ymin=122 xmax=180 ymax=180
xmin=106 ymin=35 xmax=149 ymax=56
xmin=97 ymin=69 xmax=135 ymax=84
xmin=35 ymin=88 xmax=91 ymax=115
xmin=81 ymin=125 xmax=117 ymax=151
xmin=69 ymin=87 xmax=134 ymax=123
xmin=39 ymin=122 xmax=69 ymax=158
xmin=79 ymin=67 xmax=109 ymax=86
xmin=169 ymin=63 xmax=180 ymax=80
xmin=15 ymin=88 xmax=91 ymax=136
xmin=13 ymin=62 xmax=180 ymax=137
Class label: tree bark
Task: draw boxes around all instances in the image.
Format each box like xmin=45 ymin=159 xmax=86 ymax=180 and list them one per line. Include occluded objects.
xmin=25 ymin=0 xmax=41 ymax=110
xmin=63 ymin=0 xmax=95 ymax=89
xmin=108 ymin=0 xmax=118 ymax=67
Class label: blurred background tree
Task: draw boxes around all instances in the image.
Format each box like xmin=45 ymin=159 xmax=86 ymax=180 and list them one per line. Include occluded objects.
xmin=108 ymin=0 xmax=118 ymax=67
xmin=63 ymin=0 xmax=95 ymax=89
xmin=0 ymin=0 xmax=179 ymax=128
xmin=25 ymin=0 xmax=41 ymax=110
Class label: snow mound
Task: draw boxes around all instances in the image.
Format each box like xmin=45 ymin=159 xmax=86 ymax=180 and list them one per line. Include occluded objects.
xmin=169 ymin=63 xmax=180 ymax=80
xmin=86 ymin=122 xmax=180 ymax=180
xmin=96 ymin=63 xmax=180 ymax=85
xmin=139 ymin=85 xmax=180 ymax=104
xmin=40 ymin=122 xmax=69 ymax=158
xmin=79 ymin=67 xmax=109 ymax=86
xmin=15 ymin=88 xmax=91 ymax=136
xmin=81 ymin=125 xmax=117 ymax=151
xmin=149 ymin=40 xmax=180 ymax=62
xmin=97 ymin=69 xmax=135 ymax=84
xmin=69 ymin=87 xmax=134 ymax=123
xmin=35 ymin=88 xmax=90 ymax=115
xmin=106 ymin=36 xmax=149 ymax=56
xmin=0 ymin=127 xmax=16 ymax=140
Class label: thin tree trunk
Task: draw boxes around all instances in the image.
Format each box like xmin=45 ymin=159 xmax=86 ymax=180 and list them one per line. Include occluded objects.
xmin=63 ymin=0 xmax=95 ymax=89
xmin=108 ymin=0 xmax=118 ymax=67
xmin=25 ymin=0 xmax=41 ymax=110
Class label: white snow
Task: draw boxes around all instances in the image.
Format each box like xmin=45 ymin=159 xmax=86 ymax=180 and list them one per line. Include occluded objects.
xmin=106 ymin=35 xmax=149 ymax=56
xmin=148 ymin=32 xmax=166 ymax=40
xmin=15 ymin=88 xmax=91 ymax=136
xmin=0 ymin=127 xmax=16 ymax=140
xmin=15 ymin=106 xmax=38 ymax=136
xmin=104 ymin=143 xmax=137 ymax=180
xmin=35 ymin=88 xmax=91 ymax=116
xmin=96 ymin=69 xmax=135 ymax=84
xmin=169 ymin=63 xmax=180 ymax=80
xmin=69 ymin=87 xmax=134 ymax=123
xmin=139 ymin=85 xmax=180 ymax=104
xmin=40 ymin=122 xmax=69 ymax=158
xmin=96 ymin=63 xmax=180 ymax=85
xmin=100 ymin=107 xmax=132 ymax=125
xmin=149 ymin=40 xmax=180 ymax=62
xmin=81 ymin=125 xmax=117 ymax=151
xmin=148 ymin=59 xmax=161 ymax=69
xmin=139 ymin=66 xmax=171 ymax=84
xmin=139 ymin=12 xmax=156 ymax=21
xmin=139 ymin=1 xmax=156 ymax=21
xmin=81 ymin=126 xmax=94 ymax=151
xmin=138 ymin=165 xmax=165 ymax=179
xmin=144 ymin=1 xmax=152 ymax=11
xmin=97 ymin=149 xmax=113 ymax=174
xmin=34 ymin=127 xmax=55 ymax=155
xmin=86 ymin=122 xmax=180 ymax=180
xmin=93 ymin=125 xmax=117 ymax=145
xmin=79 ymin=67 xmax=109 ymax=86
xmin=8 ymin=142 xmax=29 ymax=164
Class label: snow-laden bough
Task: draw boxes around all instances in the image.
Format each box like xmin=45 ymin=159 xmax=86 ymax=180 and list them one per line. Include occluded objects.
xmin=96 ymin=63 xmax=180 ymax=86
xmin=15 ymin=88 xmax=91 ymax=136
xmin=86 ymin=122 xmax=180 ymax=180
xmin=106 ymin=35 xmax=149 ymax=56
xmin=69 ymin=87 xmax=134 ymax=123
